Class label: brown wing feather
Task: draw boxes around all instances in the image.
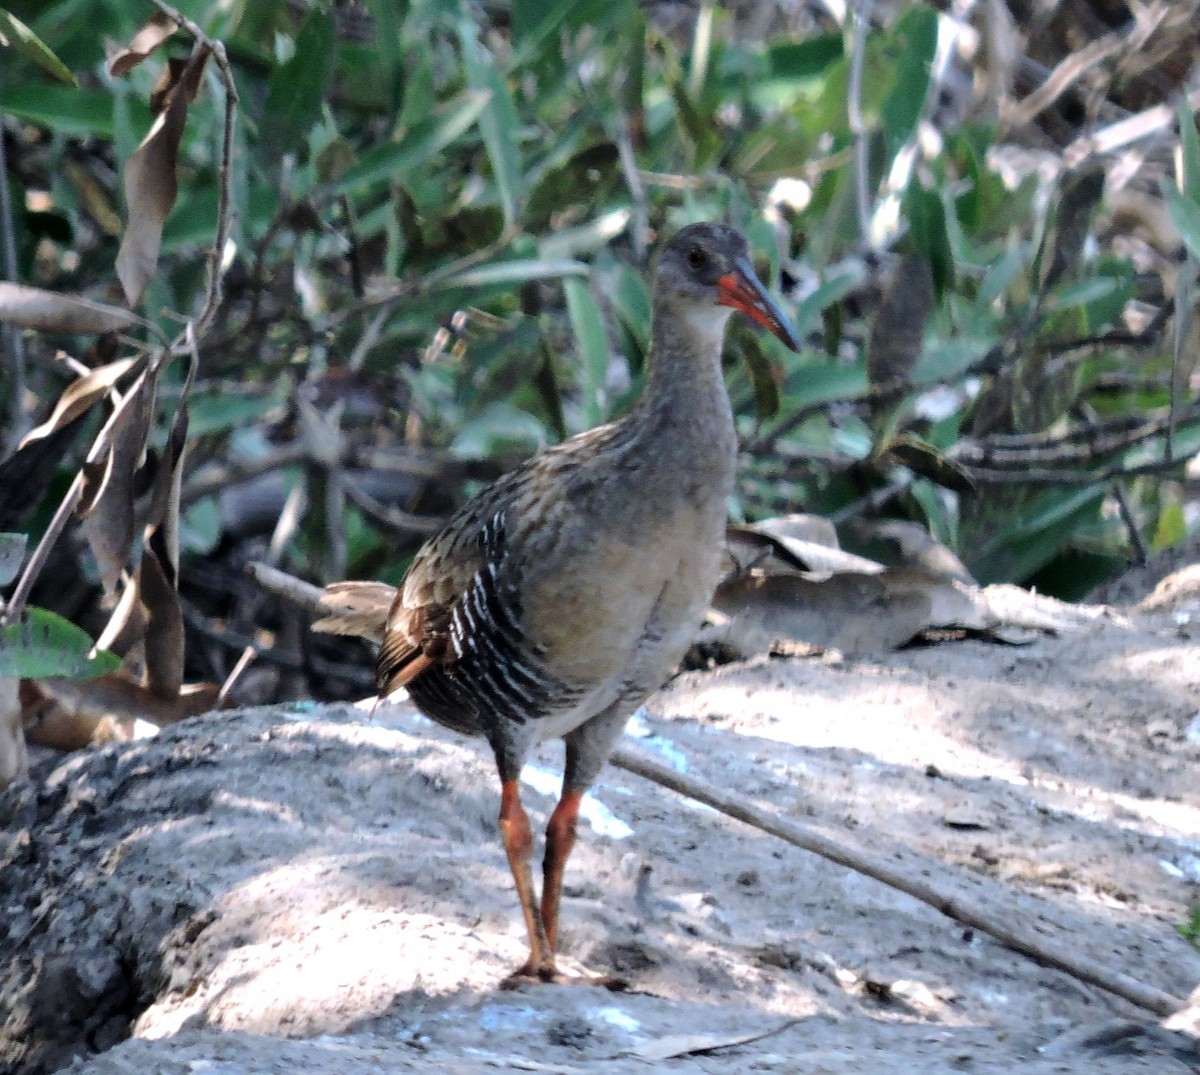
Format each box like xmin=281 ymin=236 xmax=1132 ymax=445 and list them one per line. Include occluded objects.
xmin=376 ymin=599 xmax=454 ymax=695
xmin=374 ymin=479 xmax=513 ymax=696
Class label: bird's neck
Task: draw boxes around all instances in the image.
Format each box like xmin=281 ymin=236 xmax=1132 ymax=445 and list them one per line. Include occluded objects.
xmin=625 ymin=296 xmax=737 ymax=487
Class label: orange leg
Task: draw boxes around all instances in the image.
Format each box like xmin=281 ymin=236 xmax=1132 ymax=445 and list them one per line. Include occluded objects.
xmin=541 ymin=789 xmax=582 ymax=953
xmin=497 ymin=779 xmax=554 ymax=983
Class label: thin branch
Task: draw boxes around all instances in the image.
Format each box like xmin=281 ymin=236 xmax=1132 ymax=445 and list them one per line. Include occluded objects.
xmin=615 ymin=112 xmax=649 ymax=265
xmin=146 ymin=1 xmax=239 ymax=343
xmin=964 ymin=453 xmax=1193 ymax=486
xmin=609 ymin=745 xmax=1185 ymax=1018
xmin=340 ymin=475 xmax=445 ymax=536
xmin=953 ymin=401 xmax=1200 ymax=469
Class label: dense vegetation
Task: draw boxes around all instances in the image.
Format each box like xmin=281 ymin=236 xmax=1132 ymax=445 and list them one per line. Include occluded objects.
xmin=1 ymin=0 xmax=1199 ymax=713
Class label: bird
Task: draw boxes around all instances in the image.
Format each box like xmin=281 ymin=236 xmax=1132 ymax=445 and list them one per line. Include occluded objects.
xmin=342 ymin=223 xmax=799 ymax=988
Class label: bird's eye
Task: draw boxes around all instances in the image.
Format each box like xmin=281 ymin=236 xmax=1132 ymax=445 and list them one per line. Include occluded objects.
xmin=686 ymin=246 xmax=707 ymax=270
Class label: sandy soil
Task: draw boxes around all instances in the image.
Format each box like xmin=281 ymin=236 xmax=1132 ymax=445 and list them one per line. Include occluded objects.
xmin=1 ymin=569 xmax=1199 ymax=1074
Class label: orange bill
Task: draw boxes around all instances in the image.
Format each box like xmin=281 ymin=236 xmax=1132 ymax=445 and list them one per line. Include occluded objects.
xmin=716 ymin=257 xmax=801 ymax=351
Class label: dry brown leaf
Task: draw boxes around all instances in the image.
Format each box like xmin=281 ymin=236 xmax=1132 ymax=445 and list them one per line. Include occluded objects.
xmin=94 ymin=570 xmax=145 ymax=656
xmin=18 ymin=355 xmax=143 ymax=450
xmin=115 ymin=45 xmax=211 ymax=307
xmin=107 ymin=11 xmax=176 ymax=77
xmin=850 ymin=519 xmax=975 ymax=584
xmin=725 ymin=521 xmax=884 ymax=581
xmin=312 ymin=580 xmax=397 ymax=644
xmin=0 ymin=677 xmax=27 ymax=791
xmin=0 ymin=282 xmax=141 ymax=335
xmin=80 ymin=371 xmax=154 ymax=596
xmin=22 ymin=673 xmax=221 ymax=750
xmin=713 ymin=570 xmax=934 ymax=656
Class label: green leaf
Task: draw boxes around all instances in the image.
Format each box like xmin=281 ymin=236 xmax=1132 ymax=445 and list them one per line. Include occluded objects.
xmin=451 ymin=402 xmax=548 ymax=457
xmin=331 ymin=91 xmax=490 ymax=196
xmin=511 ymin=0 xmax=572 ymax=50
xmin=904 ymin=182 xmax=953 ymax=295
xmin=1164 ymin=181 xmax=1200 ymax=261
xmin=976 ymin=246 xmax=1025 ymax=309
xmin=0 ymin=8 xmax=76 ymax=85
xmin=791 ymin=269 xmax=863 ymax=340
xmin=881 ymin=4 xmax=937 ymax=150
xmin=1178 ymin=98 xmax=1200 ymax=205
xmin=766 ymin=35 xmax=843 ymax=83
xmin=0 ymin=607 xmax=120 ymax=680
xmin=436 ymin=257 xmax=588 ymax=290
xmin=363 ymin=0 xmax=406 ymax=110
xmin=0 ymin=84 xmax=135 ymax=139
xmin=564 ymin=276 xmax=610 ymax=427
xmin=458 ymin=21 xmax=523 ymax=227
xmin=669 ymin=79 xmax=720 ymax=167
xmin=261 ymin=6 xmax=336 ymax=159
xmin=1153 ymin=500 xmax=1186 ymax=552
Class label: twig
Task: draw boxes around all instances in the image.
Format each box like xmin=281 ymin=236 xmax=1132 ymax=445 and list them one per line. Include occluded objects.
xmin=196 ymin=42 xmax=238 ymax=340
xmin=247 ymin=560 xmax=326 ymax=610
xmin=345 ymin=301 xmax=394 ymax=374
xmin=340 ymin=476 xmax=445 ymax=536
xmin=952 ymin=401 xmax=1200 ymax=470
xmin=608 ymin=745 xmax=1185 ymax=1018
xmin=1005 ymin=24 xmax=1131 ymax=129
xmin=147 ymin=0 xmax=239 ymax=343
xmin=615 ymin=113 xmax=648 ymax=265
xmin=217 ymin=645 xmax=257 ymax=706
xmin=1065 ymin=86 xmax=1200 ymax=165
xmin=963 ymin=454 xmax=1194 ymax=486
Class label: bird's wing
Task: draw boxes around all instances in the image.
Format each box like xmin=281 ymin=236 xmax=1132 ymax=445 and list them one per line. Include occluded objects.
xmin=375 ymin=424 xmax=620 ymax=699
xmin=375 ymin=478 xmax=514 ymax=697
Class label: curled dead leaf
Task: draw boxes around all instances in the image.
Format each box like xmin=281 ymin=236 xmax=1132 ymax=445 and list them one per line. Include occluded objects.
xmin=79 ymin=371 xmax=154 ymax=596
xmin=115 ymin=45 xmax=212 ymax=307
xmin=18 ymin=355 xmax=144 ymax=450
xmin=108 ymin=11 xmax=176 ymax=77
xmin=22 ymin=673 xmax=221 ymax=750
xmin=0 ymin=282 xmax=142 ymax=335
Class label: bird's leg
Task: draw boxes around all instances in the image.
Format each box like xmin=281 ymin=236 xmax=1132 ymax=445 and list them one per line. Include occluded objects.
xmin=497 ymin=778 xmax=555 ymax=985
xmin=541 ymin=788 xmax=582 ymax=953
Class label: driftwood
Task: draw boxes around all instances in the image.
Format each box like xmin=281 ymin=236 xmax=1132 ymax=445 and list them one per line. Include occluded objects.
xmin=250 ymin=560 xmax=1187 ymax=1018
xmin=609 ymin=745 xmax=1185 ymax=1018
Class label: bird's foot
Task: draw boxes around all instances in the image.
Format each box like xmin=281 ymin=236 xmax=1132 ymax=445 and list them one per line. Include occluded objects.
xmin=500 ymin=962 xmax=628 ymax=991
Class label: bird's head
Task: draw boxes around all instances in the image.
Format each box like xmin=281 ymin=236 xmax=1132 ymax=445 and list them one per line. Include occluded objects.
xmin=655 ymin=222 xmax=801 ymax=352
